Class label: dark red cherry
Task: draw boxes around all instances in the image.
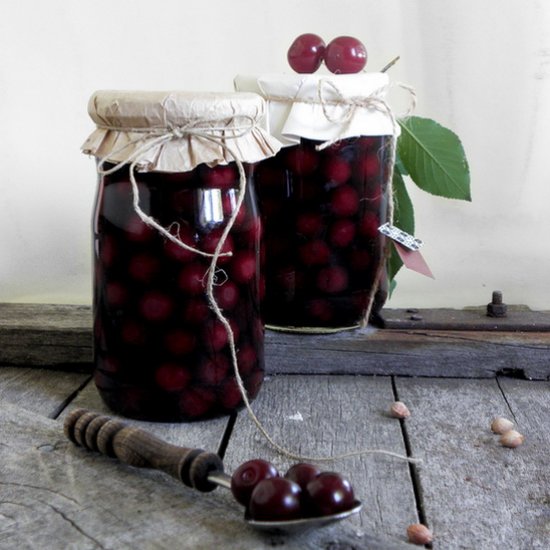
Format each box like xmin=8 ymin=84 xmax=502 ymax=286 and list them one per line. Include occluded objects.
xmin=139 ymin=291 xmax=173 ymax=322
xmin=330 ymin=185 xmax=360 ymax=216
xmin=287 ymin=33 xmax=326 ymax=74
xmin=155 ymin=363 xmax=191 ymax=391
xmin=284 ymin=463 xmax=321 ymax=490
xmin=231 ymin=459 xmax=279 ymax=506
xmin=249 ymin=477 xmax=302 ymax=521
xmin=325 ymin=36 xmax=367 ymax=74
xmin=304 ymin=472 xmax=355 ymax=516
xmin=317 ymin=266 xmax=349 ymax=294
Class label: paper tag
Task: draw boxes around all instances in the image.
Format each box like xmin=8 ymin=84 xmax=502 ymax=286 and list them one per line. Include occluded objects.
xmin=378 ymin=222 xmax=423 ymax=251
xmin=393 ymin=242 xmax=435 ymax=279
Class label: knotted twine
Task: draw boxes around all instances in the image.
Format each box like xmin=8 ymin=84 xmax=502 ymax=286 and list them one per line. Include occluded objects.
xmin=94 ymin=95 xmax=420 ymax=466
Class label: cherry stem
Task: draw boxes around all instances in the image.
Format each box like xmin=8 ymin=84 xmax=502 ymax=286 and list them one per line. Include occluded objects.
xmin=380 ymin=55 xmax=401 ymax=73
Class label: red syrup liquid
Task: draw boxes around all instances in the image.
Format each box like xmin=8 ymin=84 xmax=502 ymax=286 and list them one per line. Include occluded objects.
xmin=92 ymin=163 xmax=264 ymax=421
xmin=256 ymin=136 xmax=392 ymax=328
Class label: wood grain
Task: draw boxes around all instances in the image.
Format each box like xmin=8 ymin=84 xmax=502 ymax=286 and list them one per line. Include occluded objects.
xmin=1 ymin=401 xmax=414 ymax=549
xmin=224 ymin=375 xmax=419 ymax=547
xmin=394 ymin=377 xmax=550 ymax=549
xmin=265 ymin=328 xmax=550 ymax=380
xmin=2 ymin=303 xmax=549 ymax=379
xmin=0 ymin=367 xmax=89 ymax=418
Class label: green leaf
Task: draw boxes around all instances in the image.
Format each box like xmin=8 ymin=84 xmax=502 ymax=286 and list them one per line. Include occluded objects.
xmin=398 ymin=116 xmax=471 ymax=201
xmin=394 ymin=151 xmax=408 ymax=176
xmin=387 ymin=167 xmax=415 ymax=282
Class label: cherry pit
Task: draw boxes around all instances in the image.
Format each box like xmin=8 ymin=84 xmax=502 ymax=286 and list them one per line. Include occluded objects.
xmin=287 ymin=34 xmax=367 ymax=74
xmin=231 ymin=459 xmax=356 ymax=521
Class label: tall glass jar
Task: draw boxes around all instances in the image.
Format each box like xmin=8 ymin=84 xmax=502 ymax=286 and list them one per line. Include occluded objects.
xmin=83 ymin=91 xmax=280 ymax=421
xmin=255 ymin=135 xmax=391 ymax=329
xmin=235 ymin=73 xmax=397 ymax=330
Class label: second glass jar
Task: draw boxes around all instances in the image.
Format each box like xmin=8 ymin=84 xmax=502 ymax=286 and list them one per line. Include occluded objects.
xmin=256 ymin=135 xmax=392 ymax=329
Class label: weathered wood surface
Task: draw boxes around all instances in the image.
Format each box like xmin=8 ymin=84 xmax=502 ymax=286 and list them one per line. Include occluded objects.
xmin=224 ymin=375 xmax=420 ymax=547
xmin=382 ymin=306 xmax=550 ymax=331
xmin=266 ymin=329 xmax=550 ymax=380
xmin=1 ymin=383 xmax=414 ymax=549
xmin=0 ymin=303 xmax=92 ymax=369
xmin=0 ymin=367 xmax=89 ymax=418
xmin=2 ymin=303 xmax=550 ymax=379
xmin=395 ymin=377 xmax=550 ymax=549
xmin=2 ymin=367 xmax=549 ymax=548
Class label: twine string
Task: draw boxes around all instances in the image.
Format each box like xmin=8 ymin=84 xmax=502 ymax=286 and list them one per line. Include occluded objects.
xmin=94 ymin=100 xmax=420 ymax=465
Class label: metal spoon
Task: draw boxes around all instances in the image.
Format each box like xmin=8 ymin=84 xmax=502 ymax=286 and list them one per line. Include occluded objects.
xmin=64 ymin=408 xmax=362 ymax=533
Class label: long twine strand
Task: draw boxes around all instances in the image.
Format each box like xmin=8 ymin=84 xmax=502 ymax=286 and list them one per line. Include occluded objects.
xmin=94 ymin=95 xmax=420 ymax=465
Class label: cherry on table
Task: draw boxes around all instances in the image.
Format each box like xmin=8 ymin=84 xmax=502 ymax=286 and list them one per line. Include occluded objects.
xmin=248 ymin=477 xmax=302 ymax=521
xmin=231 ymin=459 xmax=279 ymax=506
xmin=325 ymin=36 xmax=367 ymax=74
xmin=304 ymin=471 xmax=355 ymax=516
xmin=287 ymin=33 xmax=326 ymax=74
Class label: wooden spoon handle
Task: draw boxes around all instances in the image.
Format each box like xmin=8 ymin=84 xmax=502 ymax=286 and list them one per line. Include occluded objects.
xmin=64 ymin=408 xmax=224 ymax=492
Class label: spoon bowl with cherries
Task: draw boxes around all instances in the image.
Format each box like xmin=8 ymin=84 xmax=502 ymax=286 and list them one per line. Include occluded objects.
xmin=64 ymin=409 xmax=362 ymax=534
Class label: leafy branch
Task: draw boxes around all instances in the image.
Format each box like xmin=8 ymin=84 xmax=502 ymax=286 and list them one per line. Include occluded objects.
xmin=389 ymin=116 xmax=471 ymax=282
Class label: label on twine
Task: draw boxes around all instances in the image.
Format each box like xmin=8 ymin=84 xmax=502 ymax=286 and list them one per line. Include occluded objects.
xmin=378 ymin=222 xmax=423 ymax=251
xmin=378 ymin=223 xmax=435 ymax=279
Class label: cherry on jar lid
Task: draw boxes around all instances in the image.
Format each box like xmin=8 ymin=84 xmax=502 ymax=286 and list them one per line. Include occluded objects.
xmin=82 ymin=90 xmax=282 ymax=172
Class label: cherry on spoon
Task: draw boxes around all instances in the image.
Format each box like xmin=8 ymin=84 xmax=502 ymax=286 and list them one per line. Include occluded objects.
xmin=64 ymin=409 xmax=362 ymax=533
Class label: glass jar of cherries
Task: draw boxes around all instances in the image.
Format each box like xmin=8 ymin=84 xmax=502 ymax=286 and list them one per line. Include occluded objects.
xmin=235 ymin=69 xmax=397 ymax=330
xmin=83 ymin=91 xmax=280 ymax=421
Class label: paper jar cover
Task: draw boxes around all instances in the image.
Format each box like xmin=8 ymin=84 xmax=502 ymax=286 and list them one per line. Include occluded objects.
xmin=82 ymin=90 xmax=282 ymax=172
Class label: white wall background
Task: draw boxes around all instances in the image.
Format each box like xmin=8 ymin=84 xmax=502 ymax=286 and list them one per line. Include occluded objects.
xmin=1 ymin=0 xmax=549 ymax=309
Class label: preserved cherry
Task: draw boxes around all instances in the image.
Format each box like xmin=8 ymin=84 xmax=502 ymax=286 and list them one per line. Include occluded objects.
xmin=256 ymin=136 xmax=392 ymax=328
xmin=93 ymin=162 xmax=264 ymax=421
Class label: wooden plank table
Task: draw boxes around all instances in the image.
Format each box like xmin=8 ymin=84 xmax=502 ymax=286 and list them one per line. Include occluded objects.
xmin=1 ymin=304 xmax=549 ymax=549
